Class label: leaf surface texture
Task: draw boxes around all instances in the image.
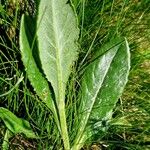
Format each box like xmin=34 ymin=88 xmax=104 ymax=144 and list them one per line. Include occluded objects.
xmin=37 ymin=0 xmax=79 ymax=100
xmin=73 ymin=38 xmax=130 ymax=149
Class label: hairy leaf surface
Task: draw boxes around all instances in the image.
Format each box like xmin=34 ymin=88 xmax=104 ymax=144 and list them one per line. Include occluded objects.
xmin=0 ymin=107 xmax=36 ymax=138
xmin=37 ymin=0 xmax=79 ymax=100
xmin=72 ymin=38 xmax=130 ymax=149
xmin=20 ymin=16 xmax=59 ymax=129
xmin=20 ymin=15 xmax=54 ymax=112
xmin=37 ymin=1 xmax=79 ymax=149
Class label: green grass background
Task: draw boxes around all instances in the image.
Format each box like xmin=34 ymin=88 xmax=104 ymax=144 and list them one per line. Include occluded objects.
xmin=0 ymin=0 xmax=150 ymax=149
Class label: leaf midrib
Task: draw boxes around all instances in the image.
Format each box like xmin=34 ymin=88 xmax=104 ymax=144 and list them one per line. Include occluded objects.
xmin=51 ymin=0 xmax=64 ymax=100
xmin=51 ymin=1 xmax=70 ymax=149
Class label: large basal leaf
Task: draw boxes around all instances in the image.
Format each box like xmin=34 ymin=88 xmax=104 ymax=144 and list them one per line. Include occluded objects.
xmin=0 ymin=107 xmax=36 ymax=138
xmin=37 ymin=0 xmax=79 ymax=100
xmin=37 ymin=1 xmax=79 ymax=149
xmin=72 ymin=38 xmax=130 ymax=149
xmin=20 ymin=15 xmax=51 ymax=109
xmin=20 ymin=15 xmax=59 ymax=128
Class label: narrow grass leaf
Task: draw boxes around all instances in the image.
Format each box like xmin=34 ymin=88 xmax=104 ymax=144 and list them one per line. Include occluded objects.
xmin=2 ymin=129 xmax=13 ymax=150
xmin=0 ymin=74 xmax=23 ymax=97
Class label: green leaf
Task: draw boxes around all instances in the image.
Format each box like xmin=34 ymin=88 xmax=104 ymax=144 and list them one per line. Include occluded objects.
xmin=0 ymin=74 xmax=23 ymax=97
xmin=0 ymin=107 xmax=36 ymax=138
xmin=20 ymin=15 xmax=52 ymax=109
xmin=72 ymin=38 xmax=130 ymax=149
xmin=110 ymin=117 xmax=132 ymax=126
xmin=19 ymin=15 xmax=60 ymax=131
xmin=2 ymin=129 xmax=13 ymax=150
xmin=37 ymin=1 xmax=79 ymax=149
xmin=37 ymin=0 xmax=79 ymax=100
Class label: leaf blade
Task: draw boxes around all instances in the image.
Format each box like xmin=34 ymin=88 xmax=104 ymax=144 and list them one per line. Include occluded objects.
xmin=37 ymin=1 xmax=79 ymax=149
xmin=37 ymin=0 xmax=79 ymax=100
xmin=0 ymin=107 xmax=36 ymax=138
xmin=19 ymin=15 xmax=60 ymax=131
xmin=72 ymin=38 xmax=130 ymax=149
xmin=20 ymin=15 xmax=53 ymax=112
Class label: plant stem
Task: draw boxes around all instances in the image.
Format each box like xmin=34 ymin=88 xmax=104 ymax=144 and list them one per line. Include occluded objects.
xmin=71 ymin=134 xmax=86 ymax=150
xmin=58 ymin=101 xmax=70 ymax=150
xmin=57 ymin=80 xmax=70 ymax=149
xmin=57 ymin=59 xmax=70 ymax=150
